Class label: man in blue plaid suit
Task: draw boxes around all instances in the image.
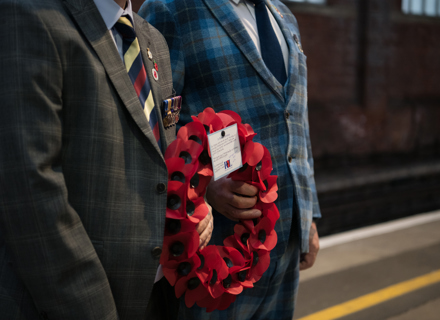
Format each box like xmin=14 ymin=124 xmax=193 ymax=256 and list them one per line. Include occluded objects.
xmin=140 ymin=0 xmax=321 ymax=318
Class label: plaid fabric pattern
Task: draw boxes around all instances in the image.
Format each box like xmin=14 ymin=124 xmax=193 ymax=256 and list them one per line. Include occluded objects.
xmin=0 ymin=0 xmax=175 ymax=318
xmin=139 ymin=0 xmax=320 ymax=317
xmin=140 ymin=0 xmax=321 ymax=257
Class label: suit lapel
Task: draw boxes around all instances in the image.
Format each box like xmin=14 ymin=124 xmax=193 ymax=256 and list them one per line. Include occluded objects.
xmin=64 ymin=0 xmax=164 ymax=157
xmin=266 ymin=0 xmax=298 ymax=100
xmin=203 ymin=0 xmax=284 ymax=102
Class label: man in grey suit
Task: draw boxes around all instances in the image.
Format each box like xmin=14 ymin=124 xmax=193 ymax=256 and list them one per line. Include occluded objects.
xmin=0 ymin=0 xmax=211 ymax=319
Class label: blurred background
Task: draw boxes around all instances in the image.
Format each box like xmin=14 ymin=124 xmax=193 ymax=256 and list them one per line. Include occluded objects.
xmin=133 ymin=0 xmax=440 ymax=319
xmin=133 ymin=0 xmax=440 ymax=237
xmin=284 ymin=0 xmax=440 ymax=237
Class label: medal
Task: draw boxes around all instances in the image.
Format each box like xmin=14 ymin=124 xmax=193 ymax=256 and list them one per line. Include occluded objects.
xmin=162 ymin=96 xmax=182 ymax=128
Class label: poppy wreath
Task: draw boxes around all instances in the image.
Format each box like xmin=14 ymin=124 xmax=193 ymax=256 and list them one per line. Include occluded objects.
xmin=162 ymin=108 xmax=279 ymax=312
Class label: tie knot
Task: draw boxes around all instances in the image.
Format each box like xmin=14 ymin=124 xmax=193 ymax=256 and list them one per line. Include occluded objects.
xmin=250 ymin=0 xmax=265 ymax=6
xmin=114 ymin=15 xmax=136 ymax=39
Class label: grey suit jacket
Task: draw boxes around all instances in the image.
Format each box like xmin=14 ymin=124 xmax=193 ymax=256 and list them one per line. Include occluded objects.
xmin=0 ymin=0 xmax=174 ymax=319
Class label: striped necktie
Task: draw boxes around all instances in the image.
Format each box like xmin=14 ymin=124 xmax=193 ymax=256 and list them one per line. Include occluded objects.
xmin=114 ymin=15 xmax=161 ymax=151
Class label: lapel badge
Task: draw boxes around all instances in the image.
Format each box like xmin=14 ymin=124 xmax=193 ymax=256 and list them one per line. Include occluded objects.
xmin=147 ymin=48 xmax=153 ymax=60
xmin=152 ymin=68 xmax=159 ymax=81
xmin=154 ymin=60 xmax=159 ymax=72
xmin=293 ymin=34 xmax=304 ymax=53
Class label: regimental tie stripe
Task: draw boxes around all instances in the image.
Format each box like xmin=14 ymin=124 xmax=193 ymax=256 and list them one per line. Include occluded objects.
xmin=116 ymin=16 xmax=161 ymax=150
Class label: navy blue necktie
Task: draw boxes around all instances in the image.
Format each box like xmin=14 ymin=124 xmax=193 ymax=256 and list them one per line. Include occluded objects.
xmin=250 ymin=0 xmax=287 ymax=85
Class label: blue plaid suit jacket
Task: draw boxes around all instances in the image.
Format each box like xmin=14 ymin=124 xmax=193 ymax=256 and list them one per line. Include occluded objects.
xmin=140 ymin=0 xmax=321 ymax=258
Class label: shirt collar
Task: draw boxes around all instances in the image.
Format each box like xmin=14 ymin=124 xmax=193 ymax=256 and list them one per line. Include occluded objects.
xmin=94 ymin=0 xmax=134 ymax=30
xmin=230 ymin=0 xmax=241 ymax=5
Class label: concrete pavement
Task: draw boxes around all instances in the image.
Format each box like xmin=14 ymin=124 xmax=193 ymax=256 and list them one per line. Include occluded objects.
xmin=294 ymin=211 xmax=440 ymax=320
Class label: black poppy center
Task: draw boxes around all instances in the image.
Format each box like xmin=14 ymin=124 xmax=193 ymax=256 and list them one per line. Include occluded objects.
xmin=166 ymin=219 xmax=181 ymax=234
xmin=209 ymin=270 xmax=218 ymax=286
xmin=186 ymin=200 xmax=195 ymax=216
xmin=238 ymin=163 xmax=248 ymax=172
xmin=252 ymin=251 xmax=259 ymax=266
xmin=189 ymin=135 xmax=202 ymax=145
xmin=199 ymin=150 xmax=211 ymax=165
xmin=237 ymin=270 xmax=247 ymax=282
xmin=167 ymin=194 xmax=181 ymax=210
xmin=258 ymin=229 xmax=267 ymax=243
xmin=187 ymin=277 xmax=201 ymax=290
xmin=262 ymin=180 xmax=269 ymax=193
xmin=177 ymin=262 xmax=192 ymax=276
xmin=223 ymin=257 xmax=233 ymax=268
xmin=190 ymin=173 xmax=200 ymax=188
xmin=170 ymin=241 xmax=185 ymax=257
xmin=170 ymin=171 xmax=185 ymax=183
xmin=179 ymin=151 xmax=192 ymax=164
xmin=240 ymin=233 xmax=250 ymax=245
xmin=197 ymin=253 xmax=205 ymax=270
xmin=223 ymin=274 xmax=232 ymax=289
xmin=203 ymin=125 xmax=210 ymax=134
xmin=255 ymin=160 xmax=262 ymax=171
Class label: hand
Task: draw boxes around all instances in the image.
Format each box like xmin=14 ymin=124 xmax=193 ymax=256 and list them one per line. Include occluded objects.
xmin=206 ymin=176 xmax=262 ymax=221
xmin=300 ymin=221 xmax=319 ymax=271
xmin=196 ymin=201 xmax=213 ymax=250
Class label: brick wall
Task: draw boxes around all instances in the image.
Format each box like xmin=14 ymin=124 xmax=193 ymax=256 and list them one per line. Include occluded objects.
xmin=134 ymin=0 xmax=440 ymax=167
xmin=285 ymin=0 xmax=440 ymax=168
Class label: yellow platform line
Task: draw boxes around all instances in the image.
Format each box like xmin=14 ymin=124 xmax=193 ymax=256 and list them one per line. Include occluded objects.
xmin=297 ymin=269 xmax=440 ymax=320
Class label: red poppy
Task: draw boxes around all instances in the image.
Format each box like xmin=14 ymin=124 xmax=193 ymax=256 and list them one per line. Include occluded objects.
xmin=230 ymin=265 xmax=253 ymax=288
xmin=223 ymin=235 xmax=252 ymax=265
xmin=164 ymin=218 xmax=197 ymax=237
xmin=185 ymin=195 xmax=210 ymax=224
xmin=216 ymin=112 xmax=236 ymax=128
xmin=255 ymin=201 xmax=280 ymax=222
xmin=166 ymin=158 xmax=198 ymax=186
xmin=164 ymin=138 xmax=203 ymax=166
xmin=160 ymin=230 xmax=199 ymax=265
xmin=166 ymin=181 xmax=187 ymax=220
xmin=175 ymin=269 xmax=210 ymax=308
xmin=187 ymin=171 xmax=212 ymax=200
xmin=249 ymin=217 xmax=277 ymax=251
xmin=252 ymin=145 xmax=273 ymax=182
xmin=219 ymin=110 xmax=242 ymax=124
xmin=177 ymin=120 xmax=208 ymax=149
xmin=259 ymin=175 xmax=278 ymax=203
xmin=242 ymin=141 xmax=264 ymax=167
xmin=247 ymin=249 xmax=271 ymax=282
xmin=163 ymin=252 xmax=201 ymax=286
xmin=192 ymin=108 xmax=224 ymax=134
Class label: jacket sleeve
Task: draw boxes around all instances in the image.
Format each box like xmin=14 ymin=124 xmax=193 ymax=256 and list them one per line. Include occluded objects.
xmin=138 ymin=0 xmax=186 ymax=95
xmin=0 ymin=2 xmax=118 ymax=319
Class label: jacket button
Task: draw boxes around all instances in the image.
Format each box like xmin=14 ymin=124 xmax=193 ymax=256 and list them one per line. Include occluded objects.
xmin=288 ymin=156 xmax=293 ymax=163
xmin=285 ymin=111 xmax=290 ymax=119
xmin=151 ymin=246 xmax=162 ymax=258
xmin=156 ymin=183 xmax=166 ymax=194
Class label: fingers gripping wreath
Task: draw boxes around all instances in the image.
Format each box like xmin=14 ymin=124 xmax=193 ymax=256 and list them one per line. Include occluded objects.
xmin=161 ymin=108 xmax=279 ymax=312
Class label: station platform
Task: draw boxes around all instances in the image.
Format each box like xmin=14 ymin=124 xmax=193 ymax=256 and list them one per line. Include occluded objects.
xmin=294 ymin=210 xmax=440 ymax=320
